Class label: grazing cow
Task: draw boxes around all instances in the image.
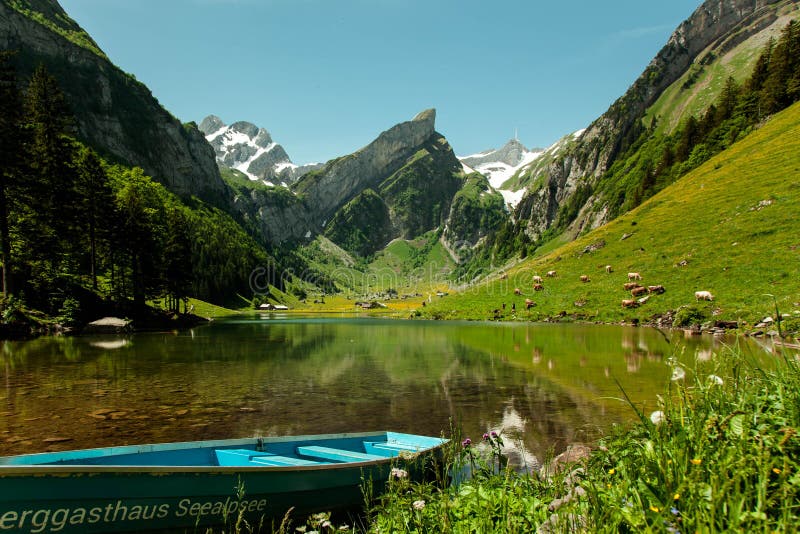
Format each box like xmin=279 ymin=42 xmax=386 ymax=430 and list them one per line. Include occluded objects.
xmin=499 ymin=273 xmax=508 ymax=280
xmin=695 ymin=290 xmax=714 ymax=301
xmin=605 ymin=265 xmax=613 ymax=273
xmin=648 ymin=285 xmax=665 ymax=294
xmin=580 ymin=275 xmax=590 ymax=283
xmin=628 ymin=272 xmax=642 ymax=281
xmin=533 ymin=275 xmax=543 ymax=284
xmin=533 ymin=283 xmax=544 ymax=291
xmin=621 ymin=299 xmax=639 ymax=308
xmin=546 ymin=270 xmax=557 ymax=277
xmin=525 ymin=298 xmax=535 ymax=310
xmin=631 ymin=286 xmax=648 ymax=297
xmin=623 ymin=282 xmax=640 ymax=290
xmin=514 ymin=288 xmax=522 ymax=295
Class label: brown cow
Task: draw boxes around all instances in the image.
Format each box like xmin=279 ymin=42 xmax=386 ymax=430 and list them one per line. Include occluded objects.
xmin=514 ymin=288 xmax=522 ymax=295
xmin=623 ymin=282 xmax=640 ymax=290
xmin=631 ymin=286 xmax=648 ymax=297
xmin=533 ymin=283 xmax=544 ymax=291
xmin=525 ymin=298 xmax=535 ymax=310
xmin=648 ymin=285 xmax=665 ymax=294
xmin=580 ymin=275 xmax=590 ymax=283
xmin=621 ymin=299 xmax=640 ymax=308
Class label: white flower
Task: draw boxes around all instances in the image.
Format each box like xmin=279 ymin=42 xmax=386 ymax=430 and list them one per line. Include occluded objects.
xmin=413 ymin=500 xmax=426 ymax=510
xmin=321 ymin=520 xmax=332 ymax=528
xmin=650 ymin=410 xmax=665 ymax=425
xmin=671 ymin=366 xmax=686 ymax=381
xmin=707 ymin=374 xmax=723 ymax=385
xmin=390 ymin=467 xmax=408 ymax=479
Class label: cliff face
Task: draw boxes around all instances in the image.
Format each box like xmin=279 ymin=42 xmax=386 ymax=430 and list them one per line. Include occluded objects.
xmin=0 ymin=0 xmax=227 ymax=202
xmin=516 ymin=0 xmax=795 ymax=240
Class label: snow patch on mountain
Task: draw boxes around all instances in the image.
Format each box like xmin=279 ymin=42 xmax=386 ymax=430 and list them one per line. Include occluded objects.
xmin=199 ymin=115 xmax=322 ymax=185
xmin=458 ymin=139 xmax=544 ymax=209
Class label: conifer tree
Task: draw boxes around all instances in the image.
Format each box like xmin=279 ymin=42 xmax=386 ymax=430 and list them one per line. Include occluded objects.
xmin=0 ymin=52 xmax=23 ymax=297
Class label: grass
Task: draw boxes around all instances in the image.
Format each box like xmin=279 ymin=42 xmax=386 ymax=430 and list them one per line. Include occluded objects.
xmin=421 ymin=101 xmax=800 ymax=332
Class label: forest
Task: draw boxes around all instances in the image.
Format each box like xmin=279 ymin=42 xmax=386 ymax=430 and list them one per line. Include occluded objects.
xmin=0 ymin=53 xmax=272 ymax=328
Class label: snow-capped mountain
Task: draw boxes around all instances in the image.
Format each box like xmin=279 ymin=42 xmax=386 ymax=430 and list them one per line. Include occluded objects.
xmin=199 ymin=115 xmax=321 ymax=185
xmin=459 ymin=139 xmax=544 ymax=208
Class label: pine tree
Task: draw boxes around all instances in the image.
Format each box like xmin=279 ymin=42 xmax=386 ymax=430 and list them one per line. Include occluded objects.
xmin=163 ymin=209 xmax=193 ymax=313
xmin=0 ymin=52 xmax=24 ymax=297
xmin=74 ymin=146 xmax=116 ymax=290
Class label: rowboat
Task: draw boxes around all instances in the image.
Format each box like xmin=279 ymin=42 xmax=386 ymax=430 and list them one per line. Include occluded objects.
xmin=0 ymin=431 xmax=447 ymax=533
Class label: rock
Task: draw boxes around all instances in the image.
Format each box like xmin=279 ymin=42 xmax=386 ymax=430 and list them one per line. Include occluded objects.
xmin=43 ymin=437 xmax=73 ymax=444
xmin=82 ymin=317 xmax=132 ymax=335
xmin=541 ymin=444 xmax=591 ymax=478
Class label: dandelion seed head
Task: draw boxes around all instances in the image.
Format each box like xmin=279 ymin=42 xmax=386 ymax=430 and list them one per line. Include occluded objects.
xmin=650 ymin=410 xmax=665 ymax=425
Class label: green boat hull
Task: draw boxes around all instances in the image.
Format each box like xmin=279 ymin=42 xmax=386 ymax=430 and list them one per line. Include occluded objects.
xmin=0 ymin=431 xmax=446 ymax=533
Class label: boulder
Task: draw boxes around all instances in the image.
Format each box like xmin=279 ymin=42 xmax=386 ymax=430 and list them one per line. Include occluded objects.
xmin=83 ymin=317 xmax=132 ymax=335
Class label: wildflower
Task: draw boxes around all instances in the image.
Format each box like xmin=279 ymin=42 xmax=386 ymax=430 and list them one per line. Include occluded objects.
xmin=606 ymin=483 xmax=611 ymax=488
xmin=773 ymin=468 xmax=782 ymax=475
xmin=690 ymin=458 xmax=702 ymax=465
xmin=321 ymin=520 xmax=332 ymax=529
xmin=650 ymin=410 xmax=665 ymax=425
xmin=670 ymin=507 xmax=680 ymax=516
xmin=608 ymin=468 xmax=616 ymax=475
xmin=413 ymin=500 xmax=426 ymax=510
xmin=650 ymin=505 xmax=660 ymax=513
xmin=490 ymin=431 xmax=498 ymax=438
xmin=390 ymin=467 xmax=408 ymax=479
xmin=482 ymin=433 xmax=490 ymax=441
xmin=338 ymin=526 xmax=350 ymax=531
xmin=671 ymin=366 xmax=686 ymax=381
xmin=462 ymin=438 xmax=472 ymax=448
xmin=707 ymin=374 xmax=723 ymax=385
xmin=673 ymin=493 xmax=680 ymax=500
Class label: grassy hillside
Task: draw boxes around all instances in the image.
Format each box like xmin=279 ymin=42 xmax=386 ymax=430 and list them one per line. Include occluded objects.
xmin=423 ymin=101 xmax=800 ymax=331
xmin=645 ymin=2 xmax=800 ymax=134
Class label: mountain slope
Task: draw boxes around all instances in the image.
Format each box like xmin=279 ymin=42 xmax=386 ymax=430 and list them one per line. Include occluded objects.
xmin=513 ymin=0 xmax=800 ymax=242
xmin=426 ymin=100 xmax=800 ymax=327
xmin=0 ymin=0 xmax=227 ymax=202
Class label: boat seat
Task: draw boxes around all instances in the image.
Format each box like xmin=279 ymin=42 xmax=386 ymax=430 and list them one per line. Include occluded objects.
xmin=215 ymin=449 xmax=320 ymax=467
xmin=363 ymin=441 xmax=423 ymax=456
xmin=296 ymin=445 xmax=384 ymax=463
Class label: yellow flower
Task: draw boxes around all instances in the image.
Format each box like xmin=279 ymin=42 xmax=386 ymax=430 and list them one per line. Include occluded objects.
xmin=649 ymin=505 xmax=660 ymax=513
xmin=673 ymin=493 xmax=680 ymax=501
xmin=608 ymin=468 xmax=616 ymax=475
xmin=773 ymin=468 xmax=782 ymax=475
xmin=690 ymin=458 xmax=702 ymax=465
xmin=606 ymin=483 xmax=611 ymax=488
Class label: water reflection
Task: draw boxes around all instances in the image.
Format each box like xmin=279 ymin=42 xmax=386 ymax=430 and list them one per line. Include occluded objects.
xmin=0 ymin=318 xmax=762 ymax=469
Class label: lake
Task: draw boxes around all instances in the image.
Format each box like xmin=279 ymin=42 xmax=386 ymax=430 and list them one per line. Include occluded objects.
xmin=0 ymin=316 xmax=763 ymax=468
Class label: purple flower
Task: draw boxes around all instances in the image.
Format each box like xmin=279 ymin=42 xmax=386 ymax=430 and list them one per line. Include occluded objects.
xmin=490 ymin=431 xmax=498 ymax=438
xmin=462 ymin=438 xmax=472 ymax=447
xmin=482 ymin=433 xmax=490 ymax=441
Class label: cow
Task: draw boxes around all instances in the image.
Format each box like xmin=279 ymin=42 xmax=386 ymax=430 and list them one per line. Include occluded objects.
xmin=648 ymin=285 xmax=666 ymax=294
xmin=533 ymin=283 xmax=544 ymax=291
xmin=623 ymin=282 xmax=640 ymax=290
xmin=621 ymin=299 xmax=640 ymax=308
xmin=695 ymin=290 xmax=714 ymax=301
xmin=628 ymin=272 xmax=642 ymax=281
xmin=525 ymin=298 xmax=535 ymax=310
xmin=514 ymin=288 xmax=522 ymax=295
xmin=631 ymin=286 xmax=648 ymax=297
xmin=580 ymin=275 xmax=590 ymax=283
xmin=533 ymin=275 xmax=543 ymax=284
xmin=605 ymin=265 xmax=613 ymax=273
xmin=546 ymin=270 xmax=557 ymax=277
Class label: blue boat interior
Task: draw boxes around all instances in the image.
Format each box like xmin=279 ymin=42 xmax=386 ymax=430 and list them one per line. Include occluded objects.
xmin=0 ymin=432 xmax=446 ymax=468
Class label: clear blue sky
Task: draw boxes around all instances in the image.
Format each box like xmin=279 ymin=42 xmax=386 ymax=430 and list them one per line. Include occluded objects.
xmin=60 ymin=0 xmax=701 ymax=164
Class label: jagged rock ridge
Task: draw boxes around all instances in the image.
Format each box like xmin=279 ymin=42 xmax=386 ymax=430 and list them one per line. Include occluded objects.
xmin=199 ymin=115 xmax=321 ymax=185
